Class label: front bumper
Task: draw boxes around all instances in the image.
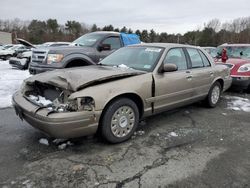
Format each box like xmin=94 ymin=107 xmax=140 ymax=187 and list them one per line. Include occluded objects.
xmin=9 ymin=58 xmax=28 ymax=70
xmin=12 ymin=91 xmax=101 ymax=138
xmin=231 ymin=76 xmax=250 ymax=90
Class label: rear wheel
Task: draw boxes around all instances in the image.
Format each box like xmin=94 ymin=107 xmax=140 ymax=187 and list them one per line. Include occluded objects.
xmin=101 ymin=98 xmax=139 ymax=143
xmin=206 ymin=82 xmax=222 ymax=108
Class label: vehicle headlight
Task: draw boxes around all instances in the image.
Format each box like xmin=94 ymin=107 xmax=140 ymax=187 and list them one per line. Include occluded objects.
xmin=47 ymin=54 xmax=64 ymax=64
xmin=238 ymin=63 xmax=250 ymax=73
xmin=50 ymin=97 xmax=95 ymax=112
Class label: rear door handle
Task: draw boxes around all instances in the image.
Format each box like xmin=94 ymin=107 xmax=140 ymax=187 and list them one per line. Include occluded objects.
xmin=210 ymin=72 xmax=214 ymax=76
xmin=186 ymin=70 xmax=192 ymax=79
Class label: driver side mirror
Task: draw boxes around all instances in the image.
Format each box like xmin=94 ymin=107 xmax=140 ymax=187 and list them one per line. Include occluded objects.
xmin=98 ymin=44 xmax=111 ymax=51
xmin=162 ymin=63 xmax=178 ymax=72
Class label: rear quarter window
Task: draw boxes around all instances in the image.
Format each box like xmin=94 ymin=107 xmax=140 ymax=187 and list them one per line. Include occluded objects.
xmin=199 ymin=50 xmax=211 ymax=67
xmin=187 ymin=48 xmax=204 ymax=68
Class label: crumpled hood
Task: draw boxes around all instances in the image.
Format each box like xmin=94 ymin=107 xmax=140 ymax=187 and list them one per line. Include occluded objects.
xmin=25 ymin=65 xmax=146 ymax=91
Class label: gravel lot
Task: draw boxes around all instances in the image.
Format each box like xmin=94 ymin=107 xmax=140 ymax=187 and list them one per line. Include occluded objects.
xmin=0 ymin=60 xmax=249 ymax=188
xmin=0 ymin=91 xmax=249 ymax=188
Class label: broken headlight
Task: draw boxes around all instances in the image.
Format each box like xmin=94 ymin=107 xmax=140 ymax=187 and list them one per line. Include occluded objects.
xmin=49 ymin=97 xmax=95 ymax=113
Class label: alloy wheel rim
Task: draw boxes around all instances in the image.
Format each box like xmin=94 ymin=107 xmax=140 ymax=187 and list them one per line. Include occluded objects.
xmin=211 ymin=86 xmax=220 ymax=104
xmin=111 ymin=106 xmax=135 ymax=138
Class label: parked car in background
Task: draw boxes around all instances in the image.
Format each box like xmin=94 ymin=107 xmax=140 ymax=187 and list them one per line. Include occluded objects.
xmin=216 ymin=44 xmax=250 ymax=91
xmin=0 ymin=44 xmax=13 ymax=51
xmin=2 ymin=44 xmax=14 ymax=50
xmin=9 ymin=40 xmax=70 ymax=70
xmin=29 ymin=31 xmax=141 ymax=74
xmin=202 ymin=47 xmax=217 ymax=59
xmin=0 ymin=44 xmax=31 ymax=60
xmin=13 ymin=43 xmax=231 ymax=143
xmin=40 ymin=42 xmax=71 ymax=47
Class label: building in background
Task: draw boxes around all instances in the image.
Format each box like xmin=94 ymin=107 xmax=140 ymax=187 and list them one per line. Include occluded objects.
xmin=0 ymin=31 xmax=12 ymax=45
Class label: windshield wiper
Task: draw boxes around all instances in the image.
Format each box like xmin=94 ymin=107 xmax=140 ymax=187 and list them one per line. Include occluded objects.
xmin=97 ymin=62 xmax=109 ymax=66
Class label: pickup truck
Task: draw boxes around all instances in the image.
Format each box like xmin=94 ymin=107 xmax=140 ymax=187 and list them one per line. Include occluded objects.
xmin=29 ymin=31 xmax=141 ymax=74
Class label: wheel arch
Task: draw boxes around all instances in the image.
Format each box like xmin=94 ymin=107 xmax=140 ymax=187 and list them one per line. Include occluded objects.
xmin=213 ymin=78 xmax=224 ymax=90
xmin=99 ymin=93 xmax=144 ymax=125
xmin=63 ymin=54 xmax=95 ymax=68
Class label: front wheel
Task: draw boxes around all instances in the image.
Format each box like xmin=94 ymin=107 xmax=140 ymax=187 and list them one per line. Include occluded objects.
xmin=101 ymin=98 xmax=139 ymax=143
xmin=206 ymin=82 xmax=222 ymax=108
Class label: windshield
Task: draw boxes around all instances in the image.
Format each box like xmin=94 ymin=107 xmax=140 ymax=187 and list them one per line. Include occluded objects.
xmin=217 ymin=46 xmax=250 ymax=59
xmin=100 ymin=46 xmax=163 ymax=72
xmin=73 ymin=33 xmax=103 ymax=47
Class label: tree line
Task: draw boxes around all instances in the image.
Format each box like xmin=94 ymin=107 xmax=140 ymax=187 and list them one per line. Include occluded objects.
xmin=0 ymin=17 xmax=250 ymax=46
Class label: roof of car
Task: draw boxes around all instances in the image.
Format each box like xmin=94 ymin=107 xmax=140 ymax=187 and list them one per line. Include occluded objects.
xmin=219 ymin=43 xmax=250 ymax=47
xmin=91 ymin=31 xmax=120 ymax=36
xmin=202 ymin=47 xmax=216 ymax=49
xmin=131 ymin=43 xmax=199 ymax=48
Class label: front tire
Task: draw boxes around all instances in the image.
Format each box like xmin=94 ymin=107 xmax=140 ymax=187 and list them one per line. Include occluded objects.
xmin=206 ymin=82 xmax=222 ymax=108
xmin=101 ymin=98 xmax=139 ymax=143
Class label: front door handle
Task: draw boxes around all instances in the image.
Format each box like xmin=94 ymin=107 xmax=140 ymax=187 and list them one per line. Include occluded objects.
xmin=186 ymin=75 xmax=193 ymax=79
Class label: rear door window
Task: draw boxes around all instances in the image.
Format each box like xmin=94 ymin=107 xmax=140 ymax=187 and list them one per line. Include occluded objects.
xmin=163 ymin=48 xmax=187 ymax=70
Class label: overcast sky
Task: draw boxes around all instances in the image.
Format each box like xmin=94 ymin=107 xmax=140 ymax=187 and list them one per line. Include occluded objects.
xmin=1 ymin=0 xmax=250 ymax=34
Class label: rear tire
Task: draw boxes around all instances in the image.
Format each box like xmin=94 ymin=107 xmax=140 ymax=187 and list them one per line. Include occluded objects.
xmin=206 ymin=82 xmax=222 ymax=108
xmin=101 ymin=98 xmax=139 ymax=143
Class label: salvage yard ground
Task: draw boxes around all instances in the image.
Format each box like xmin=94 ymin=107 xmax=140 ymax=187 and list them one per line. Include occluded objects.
xmin=0 ymin=60 xmax=30 ymax=108
xmin=0 ymin=60 xmax=249 ymax=187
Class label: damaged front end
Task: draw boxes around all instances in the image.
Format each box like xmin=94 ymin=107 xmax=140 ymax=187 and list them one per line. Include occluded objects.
xmin=12 ymin=80 xmax=100 ymax=138
xmin=22 ymin=81 xmax=95 ymax=115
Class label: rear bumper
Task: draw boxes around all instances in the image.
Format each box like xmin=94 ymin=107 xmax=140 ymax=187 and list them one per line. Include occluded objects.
xmin=12 ymin=91 xmax=101 ymax=138
xmin=231 ymin=76 xmax=250 ymax=90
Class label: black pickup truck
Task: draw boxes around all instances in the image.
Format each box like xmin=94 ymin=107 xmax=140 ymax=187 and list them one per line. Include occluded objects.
xmin=29 ymin=31 xmax=141 ymax=74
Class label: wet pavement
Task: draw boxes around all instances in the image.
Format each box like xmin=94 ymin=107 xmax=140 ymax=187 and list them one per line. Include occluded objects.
xmin=0 ymin=92 xmax=249 ymax=188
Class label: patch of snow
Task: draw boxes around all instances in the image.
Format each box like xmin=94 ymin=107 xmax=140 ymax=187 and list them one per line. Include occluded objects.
xmin=28 ymin=95 xmax=52 ymax=106
xmin=114 ymin=64 xmax=133 ymax=70
xmin=66 ymin=141 xmax=74 ymax=146
xmin=52 ymin=138 xmax=67 ymax=144
xmin=221 ymin=113 xmax=227 ymax=116
xmin=0 ymin=60 xmax=31 ymax=108
xmin=72 ymin=164 xmax=84 ymax=172
xmin=137 ymin=130 xmax=145 ymax=136
xmin=39 ymin=138 xmax=49 ymax=146
xmin=118 ymin=64 xmax=129 ymax=69
xmin=225 ymin=95 xmax=250 ymax=112
xmin=169 ymin=132 xmax=178 ymax=137
xmin=58 ymin=143 xmax=67 ymax=150
xmin=22 ymin=180 xmax=30 ymax=185
xmin=220 ymin=138 xmax=223 ymax=141
xmin=224 ymin=95 xmax=249 ymax=101
xmin=22 ymin=179 xmax=33 ymax=188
